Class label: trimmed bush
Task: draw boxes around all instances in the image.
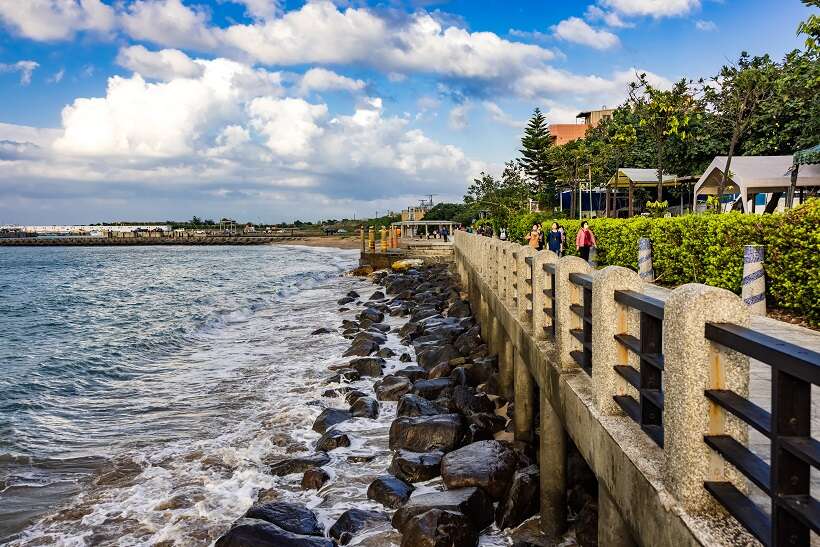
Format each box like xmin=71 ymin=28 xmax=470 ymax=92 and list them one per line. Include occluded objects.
xmin=501 ymin=199 xmax=819 ymax=326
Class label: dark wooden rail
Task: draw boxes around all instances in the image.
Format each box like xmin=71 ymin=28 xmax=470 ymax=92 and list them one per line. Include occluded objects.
xmin=704 ymin=323 xmax=820 ymax=547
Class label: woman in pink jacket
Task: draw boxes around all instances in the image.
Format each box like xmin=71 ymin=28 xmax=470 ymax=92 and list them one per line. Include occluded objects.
xmin=575 ymin=221 xmax=597 ymax=262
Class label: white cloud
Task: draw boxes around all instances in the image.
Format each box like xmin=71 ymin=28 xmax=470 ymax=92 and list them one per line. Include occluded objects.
xmin=483 ymin=102 xmax=524 ymax=128
xmin=0 ymin=60 xmax=39 ymax=85
xmin=448 ymin=103 xmax=472 ymax=130
xmin=584 ymin=5 xmax=633 ymax=28
xmin=116 ymin=45 xmax=204 ymax=80
xmin=600 ymin=0 xmax=700 ymax=18
xmin=121 ymin=0 xmax=221 ymax=51
xmin=552 ymin=17 xmax=620 ymax=50
xmin=0 ymin=0 xmax=115 ymax=40
xmin=518 ymin=66 xmax=672 ymax=103
xmin=232 ymin=0 xmax=281 ymax=20
xmin=248 ymin=97 xmax=327 ymax=157
xmin=48 ymin=68 xmax=65 ymax=83
xmin=297 ymin=67 xmax=365 ymax=95
xmin=695 ymin=19 xmax=717 ymax=31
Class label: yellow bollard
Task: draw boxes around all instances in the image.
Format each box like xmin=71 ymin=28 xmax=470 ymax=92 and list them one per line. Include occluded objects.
xmin=394 ymin=227 xmax=401 ymax=248
xmin=380 ymin=226 xmax=388 ymax=252
xmin=360 ymin=225 xmax=365 ymax=252
xmin=368 ymin=226 xmax=375 ymax=252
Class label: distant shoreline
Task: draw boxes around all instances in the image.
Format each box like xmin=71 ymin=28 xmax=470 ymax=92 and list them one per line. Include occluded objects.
xmin=0 ymin=235 xmax=362 ymax=249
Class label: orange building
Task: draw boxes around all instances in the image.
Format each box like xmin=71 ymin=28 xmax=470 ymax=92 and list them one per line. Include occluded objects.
xmin=549 ymin=108 xmax=614 ymax=145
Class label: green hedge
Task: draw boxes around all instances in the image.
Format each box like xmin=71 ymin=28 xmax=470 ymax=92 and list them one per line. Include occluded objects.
xmin=502 ymin=199 xmax=819 ymax=326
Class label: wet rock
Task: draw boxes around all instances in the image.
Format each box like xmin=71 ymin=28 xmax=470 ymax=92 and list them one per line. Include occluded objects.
xmin=412 ymin=378 xmax=454 ymax=400
xmin=454 ymin=325 xmax=482 ymax=356
xmin=215 ymin=518 xmax=333 ymax=547
xmin=341 ymin=328 xmax=359 ymax=339
xmin=450 ymin=366 xmax=468 ymax=386
xmin=348 ymin=357 xmax=385 ymax=377
xmin=398 ymin=322 xmax=423 ymax=340
xmin=464 ymin=357 xmax=497 ymax=387
xmin=370 ymin=323 xmax=391 ymax=333
xmin=316 ymin=428 xmax=351 ymax=451
xmin=322 ymin=386 xmax=354 ymax=398
xmin=390 ymin=450 xmax=441 ymax=483
xmin=367 ymin=475 xmax=414 ymax=509
xmin=391 ymin=487 xmax=494 ymax=533
xmin=350 ymin=396 xmax=379 ymax=419
xmin=312 ymin=408 xmax=352 ymax=434
xmin=311 ymin=327 xmax=334 ymax=335
xmin=374 ymin=375 xmax=413 ymax=401
xmin=375 ymin=347 xmax=396 ymax=358
xmin=466 ymin=413 xmax=507 ymax=437
xmin=389 ymin=414 xmax=466 ymax=453
xmin=341 ymin=319 xmax=359 ymax=330
xmin=369 ymin=290 xmax=386 ymax=301
xmin=427 ymin=362 xmax=452 ymax=379
xmin=440 ymin=440 xmax=517 ymax=499
xmin=399 ymin=352 xmax=412 ymax=363
xmin=337 ymin=297 xmax=355 ymax=305
xmin=395 ymin=366 xmax=427 ymax=383
xmin=452 ymin=386 xmax=495 ymax=415
xmin=329 ymin=508 xmax=390 ymax=545
xmin=301 ymin=467 xmax=330 ymax=490
xmin=342 ymin=340 xmax=379 ymax=357
xmin=496 ymin=465 xmax=539 ymax=530
xmin=417 ymin=344 xmax=460 ymax=371
xmin=327 ymin=368 xmax=360 ymax=384
xmin=269 ymin=452 xmax=331 ymax=476
xmin=244 ymin=501 xmax=323 ymax=536
xmin=401 ymin=509 xmax=478 ymax=547
xmin=448 ymin=299 xmax=472 ymax=319
xmin=353 ymin=331 xmax=387 ymax=345
xmin=359 ymin=307 xmax=384 ymax=323
xmin=347 ymin=290 xmax=360 ymax=298
xmin=396 ymin=394 xmax=446 ymax=418
xmin=344 ymin=390 xmax=368 ymax=405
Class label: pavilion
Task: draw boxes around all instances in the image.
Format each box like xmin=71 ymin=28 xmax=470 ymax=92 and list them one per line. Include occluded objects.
xmin=392 ymin=220 xmax=457 ymax=242
xmin=606 ymin=168 xmax=681 ymax=217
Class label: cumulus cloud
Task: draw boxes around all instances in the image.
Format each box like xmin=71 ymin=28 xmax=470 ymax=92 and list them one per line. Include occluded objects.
xmin=116 ymin=45 xmax=204 ymax=80
xmin=600 ymin=0 xmax=700 ymax=18
xmin=0 ymin=60 xmax=39 ymax=85
xmin=448 ymin=103 xmax=472 ymax=130
xmin=584 ymin=5 xmax=633 ymax=28
xmin=0 ymin=0 xmax=115 ymax=40
xmin=121 ymin=0 xmax=221 ymax=51
xmin=248 ymin=97 xmax=328 ymax=157
xmin=232 ymin=0 xmax=281 ymax=20
xmin=552 ymin=17 xmax=620 ymax=50
xmin=483 ymin=102 xmax=524 ymax=128
xmin=297 ymin=67 xmax=365 ymax=95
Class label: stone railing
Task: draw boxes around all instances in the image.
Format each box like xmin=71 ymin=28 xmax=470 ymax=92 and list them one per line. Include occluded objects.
xmin=454 ymin=230 xmax=820 ymax=547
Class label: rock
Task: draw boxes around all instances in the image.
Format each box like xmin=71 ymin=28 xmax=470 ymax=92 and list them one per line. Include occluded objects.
xmin=312 ymin=408 xmax=352 ymax=434
xmin=374 ymin=375 xmax=413 ymax=401
xmin=389 ymin=414 xmax=466 ymax=453
xmin=322 ymin=386 xmax=353 ymax=398
xmin=447 ymin=299 xmax=472 ymax=318
xmin=389 ymin=450 xmax=444 ymax=483
xmin=350 ymin=265 xmax=374 ymax=276
xmin=417 ymin=345 xmax=460 ymax=371
xmin=395 ymin=366 xmax=427 ymax=383
xmin=375 ymin=347 xmax=396 ymax=358
xmin=367 ymin=475 xmax=414 ymax=509
xmin=358 ymin=307 xmax=384 ymax=323
xmin=369 ymin=290 xmax=386 ymax=301
xmin=400 ymin=509 xmax=479 ymax=547
xmin=575 ymin=499 xmax=598 ymax=547
xmin=391 ymin=487 xmax=494 ymax=533
xmin=496 ymin=465 xmax=540 ymax=530
xmin=464 ymin=357 xmax=497 ymax=387
xmin=454 ymin=325 xmax=482 ymax=356
xmin=452 ymin=386 xmax=495 ymax=415
xmin=427 ymin=362 xmax=452 ymax=379
xmin=370 ymin=323 xmax=391 ymax=333
xmin=311 ymin=327 xmax=334 ymax=335
xmin=466 ymin=413 xmax=507 ymax=437
xmin=350 ymin=396 xmax=379 ymax=419
xmin=301 ymin=467 xmax=330 ymax=490
xmin=412 ymin=378 xmax=454 ymax=400
xmin=269 ymin=452 xmax=331 ymax=476
xmin=440 ymin=440 xmax=517 ymax=499
xmin=399 ymin=353 xmax=412 ymax=363
xmin=343 ymin=340 xmax=379 ymax=357
xmin=398 ymin=322 xmax=423 ymax=340
xmin=337 ymin=297 xmax=355 ymax=305
xmin=215 ymin=518 xmax=333 ymax=547
xmin=316 ymin=428 xmax=351 ymax=451
xmin=348 ymin=357 xmax=385 ymax=377
xmin=450 ymin=366 xmax=468 ymax=386
xmin=341 ymin=328 xmax=359 ymax=339
xmin=243 ymin=501 xmax=323 ymax=536
xmin=327 ymin=368 xmax=360 ymax=383
xmin=396 ymin=394 xmax=446 ymax=418
xmin=341 ymin=319 xmax=359 ymax=329
xmin=347 ymin=290 xmax=360 ymax=298
xmin=329 ymin=508 xmax=390 ymax=545
xmin=344 ymin=390 xmax=368 ymax=404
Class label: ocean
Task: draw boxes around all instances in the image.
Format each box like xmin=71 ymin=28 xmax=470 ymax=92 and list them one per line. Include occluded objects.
xmin=0 ymin=244 xmax=406 ymax=545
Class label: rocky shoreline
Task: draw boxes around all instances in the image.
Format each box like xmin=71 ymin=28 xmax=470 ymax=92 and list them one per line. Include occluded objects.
xmin=214 ymin=263 xmax=598 ymax=546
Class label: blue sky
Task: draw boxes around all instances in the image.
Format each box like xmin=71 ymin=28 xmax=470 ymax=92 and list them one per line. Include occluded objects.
xmin=0 ymin=0 xmax=812 ymax=224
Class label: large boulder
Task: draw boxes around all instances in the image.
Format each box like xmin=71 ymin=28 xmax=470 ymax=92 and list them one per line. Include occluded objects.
xmin=496 ymin=465 xmax=540 ymax=530
xmin=269 ymin=452 xmax=331 ymax=476
xmin=451 ymin=386 xmax=495 ymax=415
xmin=417 ymin=345 xmax=461 ymax=371
xmin=367 ymin=475 xmax=414 ymax=509
xmin=342 ymin=340 xmax=379 ymax=357
xmin=374 ymin=375 xmax=413 ymax=401
xmin=301 ymin=467 xmax=330 ymax=490
xmin=395 ymin=366 xmax=428 ymax=383
xmin=329 ymin=508 xmax=390 ymax=545
xmin=391 ymin=487 xmax=493 ymax=532
xmin=440 ymin=440 xmax=517 ymax=499
xmin=463 ymin=357 xmax=497 ymax=387
xmin=358 ymin=307 xmax=385 ymax=323
xmin=312 ymin=408 xmax=352 ymax=434
xmin=389 ymin=414 xmax=466 ymax=453
xmin=396 ymin=394 xmax=446 ymax=418
xmin=243 ymin=501 xmax=323 ymax=536
xmin=376 ymin=347 xmax=396 ymax=358
xmin=316 ymin=428 xmax=351 ymax=452
xmin=215 ymin=519 xmax=333 ymax=547
xmin=347 ymin=357 xmax=385 ymax=377
xmin=447 ymin=299 xmax=472 ymax=318
xmin=350 ymin=396 xmax=379 ymax=419
xmin=454 ymin=326 xmax=483 ymax=356
xmin=389 ymin=450 xmax=444 ymax=483
xmin=411 ymin=378 xmax=455 ymax=400
xmin=401 ymin=509 xmax=478 ymax=547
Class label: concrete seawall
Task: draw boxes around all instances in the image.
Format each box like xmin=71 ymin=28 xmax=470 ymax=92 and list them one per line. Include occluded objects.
xmin=1 ymin=236 xmax=299 ymax=246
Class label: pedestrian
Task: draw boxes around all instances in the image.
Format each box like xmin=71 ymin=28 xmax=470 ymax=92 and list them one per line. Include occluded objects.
xmin=499 ymin=227 xmax=507 ymax=241
xmin=557 ymin=225 xmax=566 ymax=256
xmin=546 ymin=222 xmax=562 ymax=254
xmin=537 ymin=223 xmax=545 ymax=251
xmin=575 ymin=221 xmax=597 ymax=262
xmin=526 ymin=223 xmax=540 ymax=249
xmin=442 ymin=226 xmax=449 ymax=242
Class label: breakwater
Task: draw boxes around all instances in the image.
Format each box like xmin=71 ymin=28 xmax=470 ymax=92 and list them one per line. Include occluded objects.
xmin=0 ymin=236 xmax=298 ymax=246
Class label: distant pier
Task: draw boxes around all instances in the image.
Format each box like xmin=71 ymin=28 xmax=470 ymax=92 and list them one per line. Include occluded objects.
xmin=1 ymin=236 xmax=299 ymax=246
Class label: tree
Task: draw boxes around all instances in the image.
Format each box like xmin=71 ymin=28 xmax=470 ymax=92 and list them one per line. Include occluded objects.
xmin=628 ymin=75 xmax=697 ymax=200
xmin=424 ymin=202 xmax=470 ymax=222
xmin=464 ymin=162 xmax=530 ymax=226
xmin=518 ymin=108 xmax=557 ymax=206
xmin=703 ymin=53 xmax=778 ymax=211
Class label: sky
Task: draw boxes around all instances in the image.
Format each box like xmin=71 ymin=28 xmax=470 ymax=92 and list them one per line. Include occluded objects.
xmin=0 ymin=0 xmax=812 ymax=224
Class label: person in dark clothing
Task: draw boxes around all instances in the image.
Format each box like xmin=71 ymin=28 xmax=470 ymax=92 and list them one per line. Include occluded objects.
xmin=546 ymin=222 xmax=562 ymax=254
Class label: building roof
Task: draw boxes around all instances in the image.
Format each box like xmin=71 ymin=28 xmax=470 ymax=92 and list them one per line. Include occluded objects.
xmin=694 ymin=156 xmax=820 ymax=202
xmin=794 ymin=144 xmax=820 ymax=166
xmin=608 ymin=168 xmax=678 ymax=188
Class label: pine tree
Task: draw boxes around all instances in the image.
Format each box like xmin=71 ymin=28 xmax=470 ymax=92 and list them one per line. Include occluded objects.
xmin=518 ymin=108 xmax=556 ymax=206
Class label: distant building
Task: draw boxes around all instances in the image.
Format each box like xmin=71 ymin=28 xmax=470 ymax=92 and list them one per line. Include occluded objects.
xmin=549 ymin=108 xmax=615 ymax=145
xmin=401 ymin=205 xmax=430 ymax=222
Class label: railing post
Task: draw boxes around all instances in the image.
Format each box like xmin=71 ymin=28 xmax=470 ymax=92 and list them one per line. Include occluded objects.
xmin=517 ymin=247 xmax=535 ymax=326
xmin=741 ymin=244 xmax=766 ymax=316
xmin=638 ymin=238 xmax=654 ymax=282
xmin=360 ymin=225 xmax=365 ymax=252
xmin=554 ymin=256 xmax=593 ymax=372
xmin=662 ymin=283 xmax=750 ymax=513
xmin=591 ymin=266 xmax=642 ymax=415
xmin=532 ymin=250 xmax=558 ymax=342
xmin=506 ymin=243 xmax=518 ymax=311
